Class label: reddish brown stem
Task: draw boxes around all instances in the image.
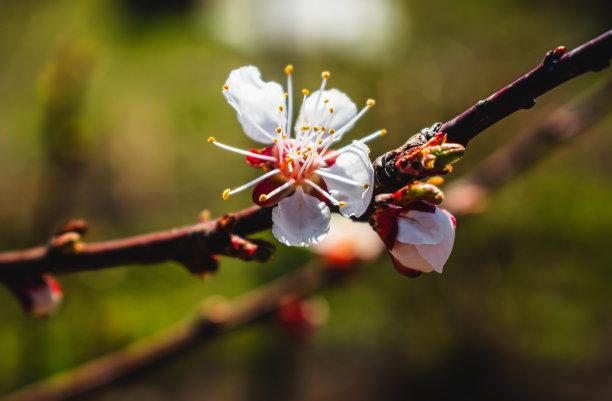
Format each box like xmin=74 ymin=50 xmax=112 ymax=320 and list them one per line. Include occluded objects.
xmin=0 ymin=206 xmax=271 ymax=279
xmin=442 ymin=29 xmax=612 ymax=146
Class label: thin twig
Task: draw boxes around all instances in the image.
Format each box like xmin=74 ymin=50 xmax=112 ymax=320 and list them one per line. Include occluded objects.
xmin=444 ymin=78 xmax=612 ymax=217
xmin=442 ymin=29 xmax=612 ymax=146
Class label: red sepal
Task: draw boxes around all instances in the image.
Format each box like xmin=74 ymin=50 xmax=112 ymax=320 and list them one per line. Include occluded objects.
xmin=246 ymin=145 xmax=277 ymax=168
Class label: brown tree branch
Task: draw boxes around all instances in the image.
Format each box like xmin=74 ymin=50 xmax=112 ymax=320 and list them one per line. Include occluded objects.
xmin=442 ymin=29 xmax=612 ymax=146
xmin=444 ymin=78 xmax=612 ymax=217
xmin=0 ymin=30 xmax=611 ymax=279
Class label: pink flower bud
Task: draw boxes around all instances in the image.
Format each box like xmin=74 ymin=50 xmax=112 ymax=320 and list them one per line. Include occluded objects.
xmin=6 ymin=274 xmax=64 ymax=317
xmin=372 ymin=201 xmax=456 ymax=277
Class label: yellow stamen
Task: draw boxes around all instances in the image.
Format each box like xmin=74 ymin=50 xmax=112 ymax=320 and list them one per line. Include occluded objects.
xmin=321 ymin=71 xmax=330 ymax=79
xmin=318 ymin=139 xmax=323 ymax=145
xmin=285 ymin=65 xmax=293 ymax=74
xmin=259 ymin=194 xmax=268 ymax=202
xmin=329 ymin=129 xmax=335 ymax=135
xmin=307 ymin=146 xmax=312 ymax=151
xmin=338 ymin=201 xmax=346 ymax=207
xmin=222 ymin=189 xmax=231 ymax=200
xmin=276 ymin=127 xmax=282 ymax=133
xmin=324 ymin=99 xmax=329 ymax=103
xmin=320 ymin=126 xmax=326 ymax=131
xmin=208 ymin=137 xmax=215 ymax=143
xmin=301 ymin=125 xmax=310 ymax=131
xmin=283 ymin=92 xmax=288 ymax=98
xmin=278 ymin=105 xmax=284 ymax=112
xmin=296 ymin=150 xmax=301 ymax=155
xmin=282 ymin=135 xmax=287 ymax=139
xmin=313 ymin=126 xmax=319 ymax=132
xmin=222 ymin=85 xmax=229 ymax=90
xmin=274 ymin=138 xmax=278 ymax=143
xmin=363 ymin=184 xmax=370 ymax=190
xmin=367 ymin=99 xmax=376 ymax=107
xmin=302 ymin=89 xmax=309 ymax=96
xmin=381 ymin=128 xmax=387 ymax=136
xmin=329 ymin=107 xmax=334 ymax=114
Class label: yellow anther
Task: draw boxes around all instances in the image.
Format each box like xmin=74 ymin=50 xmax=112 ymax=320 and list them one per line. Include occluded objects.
xmin=276 ymin=127 xmax=282 ymax=133
xmin=329 ymin=129 xmax=335 ymax=135
xmin=329 ymin=107 xmax=334 ymax=114
xmin=318 ymin=139 xmax=323 ymax=145
xmin=367 ymin=99 xmax=376 ymax=107
xmin=283 ymin=135 xmax=287 ymax=139
xmin=320 ymin=126 xmax=326 ymax=131
xmin=321 ymin=71 xmax=330 ymax=79
xmin=286 ymin=156 xmax=292 ymax=162
xmin=307 ymin=146 xmax=312 ymax=151
xmin=259 ymin=194 xmax=268 ymax=202
xmin=208 ymin=137 xmax=216 ymax=143
xmin=274 ymin=138 xmax=278 ymax=143
xmin=381 ymin=128 xmax=387 ymax=136
xmin=301 ymin=125 xmax=310 ymax=131
xmin=313 ymin=126 xmax=319 ymax=132
xmin=285 ymin=65 xmax=293 ymax=74
xmin=283 ymin=92 xmax=288 ymax=98
xmin=324 ymin=99 xmax=329 ymax=103
xmin=363 ymin=184 xmax=370 ymax=190
xmin=338 ymin=201 xmax=346 ymax=207
xmin=296 ymin=150 xmax=301 ymax=155
xmin=278 ymin=105 xmax=284 ymax=112
xmin=302 ymin=89 xmax=309 ymax=96
xmin=222 ymin=189 xmax=231 ymax=200
xmin=222 ymin=85 xmax=229 ymax=90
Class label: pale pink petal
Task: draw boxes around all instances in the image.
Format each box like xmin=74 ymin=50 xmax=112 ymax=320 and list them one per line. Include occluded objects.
xmin=415 ymin=227 xmax=455 ymax=273
xmin=319 ymin=141 xmax=373 ymax=217
xmin=223 ymin=66 xmax=284 ymax=144
xmin=392 ymin=208 xmax=455 ymax=273
xmin=272 ymin=187 xmax=330 ymax=246
xmin=295 ymin=89 xmax=357 ymax=138
xmin=396 ymin=208 xmax=449 ymax=245
xmin=389 ymin=242 xmax=435 ymax=273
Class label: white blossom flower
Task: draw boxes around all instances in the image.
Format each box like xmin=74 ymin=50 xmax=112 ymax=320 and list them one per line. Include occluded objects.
xmin=390 ymin=207 xmax=456 ymax=274
xmin=210 ymin=65 xmax=385 ymax=246
xmin=372 ymin=201 xmax=456 ymax=276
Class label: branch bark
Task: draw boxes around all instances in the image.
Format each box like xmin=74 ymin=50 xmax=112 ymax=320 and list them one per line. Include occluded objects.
xmin=444 ymin=78 xmax=612 ymax=217
xmin=442 ymin=29 xmax=612 ymax=146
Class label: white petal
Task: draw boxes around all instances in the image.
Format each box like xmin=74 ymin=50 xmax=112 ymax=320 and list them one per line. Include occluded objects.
xmin=394 ymin=208 xmax=455 ymax=273
xmin=295 ymin=89 xmax=357 ymax=139
xmin=396 ymin=208 xmax=451 ymax=245
xmin=415 ymin=228 xmax=455 ymax=273
xmin=319 ymin=141 xmax=374 ymax=217
xmin=389 ymin=242 xmax=435 ymax=273
xmin=272 ymin=187 xmax=331 ymax=247
xmin=224 ymin=66 xmax=284 ymax=144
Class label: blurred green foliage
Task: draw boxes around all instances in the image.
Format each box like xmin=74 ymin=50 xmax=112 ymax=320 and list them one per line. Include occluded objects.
xmin=0 ymin=0 xmax=611 ymax=400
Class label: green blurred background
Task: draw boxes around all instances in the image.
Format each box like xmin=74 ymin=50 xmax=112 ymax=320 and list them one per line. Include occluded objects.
xmin=1 ymin=0 xmax=611 ymax=399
